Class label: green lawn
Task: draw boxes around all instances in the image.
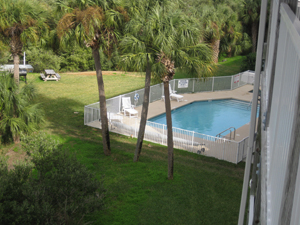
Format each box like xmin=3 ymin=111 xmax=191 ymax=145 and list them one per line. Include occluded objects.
xmin=7 ymin=72 xmax=244 ymax=224
xmin=215 ymin=56 xmax=246 ymax=77
xmin=175 ymin=55 xmax=246 ymax=79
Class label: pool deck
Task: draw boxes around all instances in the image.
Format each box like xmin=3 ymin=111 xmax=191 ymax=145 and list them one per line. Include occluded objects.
xmin=134 ymin=84 xmax=255 ymax=142
xmin=88 ymin=84 xmax=255 ymax=142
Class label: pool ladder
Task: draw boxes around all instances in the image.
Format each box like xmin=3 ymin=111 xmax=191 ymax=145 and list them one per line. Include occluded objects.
xmin=247 ymin=100 xmax=252 ymax=109
xmin=216 ymin=127 xmax=236 ymax=140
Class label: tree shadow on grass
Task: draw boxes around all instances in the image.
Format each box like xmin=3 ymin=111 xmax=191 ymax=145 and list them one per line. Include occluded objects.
xmin=35 ymin=93 xmax=245 ymax=225
xmin=37 ymin=93 xmax=96 ymax=139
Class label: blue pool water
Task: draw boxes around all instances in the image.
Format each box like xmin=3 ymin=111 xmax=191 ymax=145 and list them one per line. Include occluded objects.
xmin=148 ymin=99 xmax=256 ymax=136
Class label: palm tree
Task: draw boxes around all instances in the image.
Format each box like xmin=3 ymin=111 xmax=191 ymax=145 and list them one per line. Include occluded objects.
xmin=220 ymin=11 xmax=243 ymax=57
xmin=121 ymin=2 xmax=214 ymax=179
xmin=57 ymin=0 xmax=129 ymax=156
xmin=0 ymin=40 xmax=10 ymax=65
xmin=157 ymin=12 xmax=214 ymax=179
xmin=182 ymin=0 xmax=244 ymax=61
xmin=120 ymin=0 xmax=176 ymax=163
xmin=0 ymin=0 xmax=47 ymax=84
xmin=200 ymin=4 xmax=232 ymax=63
xmin=241 ymin=0 xmax=261 ymax=52
xmin=0 ymin=73 xmax=44 ymax=144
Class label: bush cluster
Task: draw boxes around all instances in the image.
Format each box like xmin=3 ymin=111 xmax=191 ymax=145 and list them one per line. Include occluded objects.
xmin=24 ymin=45 xmax=119 ymax=73
xmin=240 ymin=52 xmax=256 ymax=71
xmin=0 ymin=133 xmax=105 ymax=225
xmin=59 ymin=47 xmax=95 ymax=72
xmin=26 ymin=48 xmax=61 ymax=73
xmin=0 ymin=73 xmax=44 ymax=144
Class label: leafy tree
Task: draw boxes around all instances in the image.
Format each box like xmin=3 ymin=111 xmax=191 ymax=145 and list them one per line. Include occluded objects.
xmin=220 ymin=10 xmax=243 ymax=57
xmin=200 ymin=4 xmax=238 ymax=63
xmin=241 ymin=0 xmax=261 ymax=52
xmin=0 ymin=0 xmax=48 ymax=84
xmin=120 ymin=0 xmax=171 ymax=163
xmin=26 ymin=47 xmax=62 ymax=72
xmin=57 ymin=0 xmax=129 ymax=156
xmin=180 ymin=0 xmax=254 ymax=60
xmin=59 ymin=45 xmax=95 ymax=72
xmin=121 ymin=1 xmax=214 ymax=179
xmin=0 ymin=133 xmax=105 ymax=225
xmin=240 ymin=52 xmax=256 ymax=71
xmin=0 ymin=73 xmax=44 ymax=144
xmin=0 ymin=41 xmax=10 ymax=65
xmin=157 ymin=13 xmax=214 ymax=179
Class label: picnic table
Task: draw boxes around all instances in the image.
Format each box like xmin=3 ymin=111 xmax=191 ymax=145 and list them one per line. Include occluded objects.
xmin=41 ymin=69 xmax=61 ymax=81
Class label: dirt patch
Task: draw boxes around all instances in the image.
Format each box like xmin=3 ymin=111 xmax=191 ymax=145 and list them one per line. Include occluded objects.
xmin=62 ymin=71 xmax=141 ymax=76
xmin=5 ymin=147 xmax=28 ymax=170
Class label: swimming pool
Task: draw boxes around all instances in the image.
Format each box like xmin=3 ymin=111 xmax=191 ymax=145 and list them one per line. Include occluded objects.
xmin=148 ymin=99 xmax=256 ymax=136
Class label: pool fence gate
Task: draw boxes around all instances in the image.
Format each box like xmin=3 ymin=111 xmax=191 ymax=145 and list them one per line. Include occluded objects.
xmin=84 ymin=70 xmax=254 ymax=163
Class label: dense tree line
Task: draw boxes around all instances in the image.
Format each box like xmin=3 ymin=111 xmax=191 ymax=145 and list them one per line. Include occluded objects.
xmin=0 ymin=0 xmax=259 ymax=73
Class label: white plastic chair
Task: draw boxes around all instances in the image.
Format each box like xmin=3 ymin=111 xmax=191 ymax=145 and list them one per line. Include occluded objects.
xmin=122 ymin=97 xmax=138 ymax=118
xmin=107 ymin=112 xmax=123 ymax=123
xmin=169 ymin=84 xmax=183 ymax=102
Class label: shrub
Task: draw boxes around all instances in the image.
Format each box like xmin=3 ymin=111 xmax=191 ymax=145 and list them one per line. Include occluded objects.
xmin=0 ymin=41 xmax=9 ymax=65
xmin=0 ymin=73 xmax=44 ymax=143
xmin=0 ymin=133 xmax=105 ymax=225
xmin=26 ymin=47 xmax=61 ymax=72
xmin=59 ymin=46 xmax=94 ymax=72
xmin=240 ymin=52 xmax=256 ymax=71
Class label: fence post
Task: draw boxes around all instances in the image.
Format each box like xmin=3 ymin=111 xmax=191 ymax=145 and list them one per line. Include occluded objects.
xmin=192 ymin=79 xmax=195 ymax=93
xmin=236 ymin=142 xmax=240 ymax=163
xmin=162 ymin=125 xmax=165 ymax=145
xmin=92 ymin=108 xmax=94 ymax=123
xmin=231 ymin=75 xmax=233 ymax=90
xmin=222 ymin=141 xmax=226 ymax=160
xmin=238 ymin=73 xmax=240 ymax=87
xmin=191 ymin=131 xmax=194 ymax=147
xmin=119 ymin=95 xmax=122 ymax=113
xmin=135 ymin=118 xmax=137 ymax=137
xmin=149 ymin=86 xmax=151 ymax=103
xmin=212 ymin=77 xmax=215 ymax=92
xmin=84 ymin=107 xmax=86 ymax=125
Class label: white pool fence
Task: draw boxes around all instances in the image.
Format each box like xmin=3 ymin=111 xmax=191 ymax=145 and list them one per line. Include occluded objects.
xmin=84 ymin=71 xmax=254 ymax=163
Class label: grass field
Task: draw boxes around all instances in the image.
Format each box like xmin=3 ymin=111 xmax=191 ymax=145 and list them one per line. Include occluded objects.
xmin=175 ymin=55 xmax=245 ymax=79
xmin=215 ymin=56 xmax=246 ymax=77
xmin=1 ymin=71 xmax=245 ymax=224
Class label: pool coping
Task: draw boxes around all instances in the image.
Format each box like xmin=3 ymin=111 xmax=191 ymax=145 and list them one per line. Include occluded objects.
xmin=134 ymin=84 xmax=254 ymax=142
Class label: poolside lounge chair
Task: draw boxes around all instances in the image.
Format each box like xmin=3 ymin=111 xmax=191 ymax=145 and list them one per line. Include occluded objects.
xmin=122 ymin=97 xmax=138 ymax=118
xmin=107 ymin=112 xmax=123 ymax=123
xmin=169 ymin=84 xmax=183 ymax=102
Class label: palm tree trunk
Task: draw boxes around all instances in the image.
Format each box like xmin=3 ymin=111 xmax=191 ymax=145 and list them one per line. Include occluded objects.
xmin=133 ymin=56 xmax=151 ymax=162
xmin=252 ymin=22 xmax=258 ymax=53
xmin=13 ymin=134 xmax=20 ymax=143
xmin=92 ymin=47 xmax=111 ymax=156
xmin=227 ymin=46 xmax=232 ymax=57
xmin=13 ymin=54 xmax=20 ymax=85
xmin=163 ymin=81 xmax=174 ymax=180
xmin=211 ymin=39 xmax=220 ymax=63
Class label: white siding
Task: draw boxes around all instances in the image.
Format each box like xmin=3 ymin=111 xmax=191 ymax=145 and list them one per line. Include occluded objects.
xmin=265 ymin=3 xmax=300 ymax=225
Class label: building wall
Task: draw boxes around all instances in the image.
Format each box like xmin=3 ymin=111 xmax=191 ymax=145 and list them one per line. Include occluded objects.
xmin=260 ymin=1 xmax=300 ymax=225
